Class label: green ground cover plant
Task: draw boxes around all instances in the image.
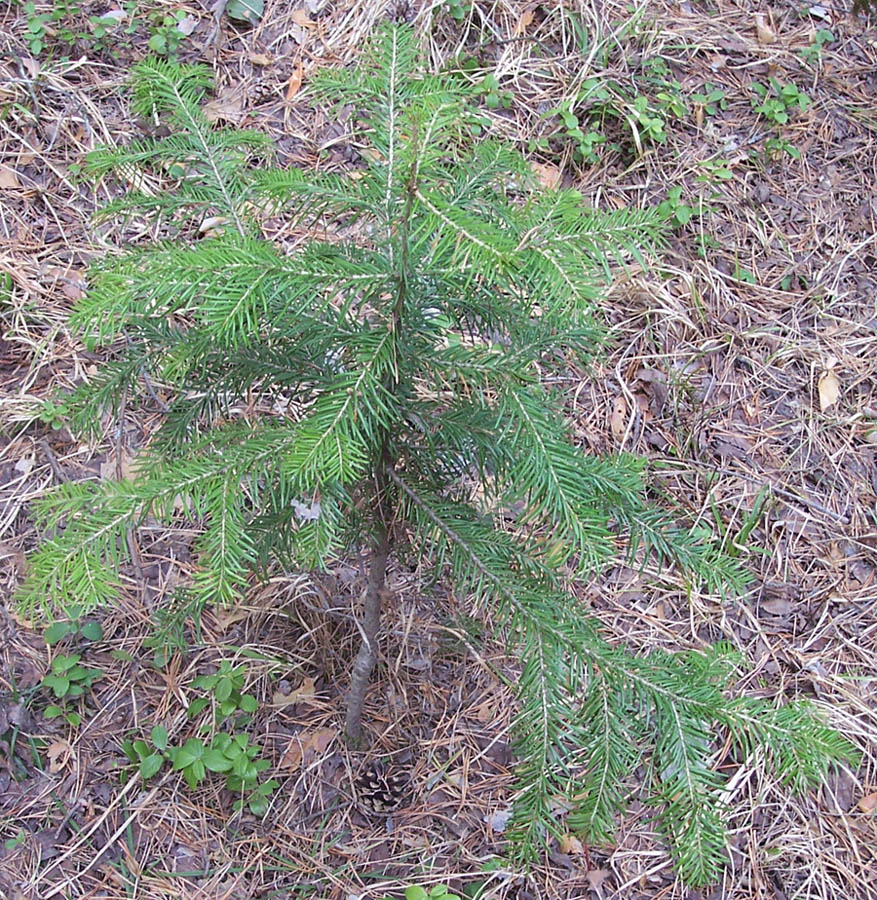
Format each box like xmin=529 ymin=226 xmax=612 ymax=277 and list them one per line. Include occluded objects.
xmin=19 ymin=26 xmax=855 ymax=885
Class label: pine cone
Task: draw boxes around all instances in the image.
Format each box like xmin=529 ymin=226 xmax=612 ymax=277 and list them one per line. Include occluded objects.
xmin=353 ymin=764 xmax=410 ymax=815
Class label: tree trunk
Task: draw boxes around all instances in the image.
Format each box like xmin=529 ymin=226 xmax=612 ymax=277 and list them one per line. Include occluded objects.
xmin=344 ymin=523 xmax=390 ymax=743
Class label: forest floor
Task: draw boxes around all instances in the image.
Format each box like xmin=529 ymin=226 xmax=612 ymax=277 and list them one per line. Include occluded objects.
xmin=1 ymin=1 xmax=876 ymax=899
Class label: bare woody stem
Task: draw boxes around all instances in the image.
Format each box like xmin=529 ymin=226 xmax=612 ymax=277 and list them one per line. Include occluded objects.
xmin=343 ymin=151 xmax=420 ymax=743
xmin=344 ymin=517 xmax=390 ymax=742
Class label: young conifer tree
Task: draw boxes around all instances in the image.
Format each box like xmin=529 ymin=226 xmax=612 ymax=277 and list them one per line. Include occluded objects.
xmin=21 ymin=26 xmax=854 ymax=884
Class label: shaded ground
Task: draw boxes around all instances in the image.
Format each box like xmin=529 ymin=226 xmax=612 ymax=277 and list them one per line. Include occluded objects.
xmin=1 ymin=1 xmax=876 ymax=898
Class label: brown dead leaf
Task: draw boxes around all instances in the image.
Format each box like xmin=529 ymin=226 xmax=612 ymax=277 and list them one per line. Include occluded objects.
xmin=291 ymin=8 xmax=314 ymax=26
xmin=609 ymin=394 xmax=627 ymax=441
xmin=309 ymin=726 xmax=336 ymax=753
xmin=818 ymin=370 xmax=841 ymax=411
xmin=273 ymin=675 xmax=317 ymax=707
xmin=99 ymin=449 xmax=137 ymax=481
xmin=286 ymin=61 xmax=304 ymax=102
xmin=754 ymin=13 xmax=776 ymax=43
xmin=858 ymin=791 xmax=877 ymax=814
xmin=279 ymin=726 xmax=337 ymax=771
xmin=213 ymin=604 xmax=250 ymax=629
xmin=559 ymin=833 xmax=584 ymax=854
xmin=61 ymin=269 xmax=87 ymax=301
xmin=531 ymin=161 xmax=561 ymax=190
xmin=0 ymin=165 xmax=21 ymax=189
xmin=47 ymin=738 xmax=72 ymax=773
xmin=0 ymin=540 xmax=26 ymax=574
xmin=586 ymin=867 xmax=612 ymax=891
xmin=513 ymin=8 xmax=535 ymax=36
xmin=199 ymin=215 xmax=231 ymax=237
xmin=203 ymin=90 xmax=243 ymax=124
xmin=280 ymin=737 xmax=304 ymax=771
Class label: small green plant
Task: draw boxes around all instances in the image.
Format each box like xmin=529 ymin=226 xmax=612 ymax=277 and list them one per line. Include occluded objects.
xmin=145 ymin=7 xmax=190 ymax=57
xmin=37 ymin=398 xmax=67 ymax=431
xmin=122 ymin=724 xmax=168 ymax=780
xmin=657 ymin=186 xmax=695 ymax=227
xmin=696 ymin=158 xmax=734 ymax=184
xmin=565 ymin=79 xmax=671 ymax=154
xmin=442 ymin=0 xmax=470 ymax=21
xmin=548 ymin=101 xmax=606 ymax=163
xmin=733 ymin=264 xmax=756 ymax=284
xmin=762 ymin=136 xmax=802 ymax=160
xmin=627 ymin=94 xmax=668 ymax=144
xmin=779 ymin=271 xmax=808 ymax=291
xmin=694 ymin=232 xmax=720 ymax=259
xmin=478 ymin=73 xmax=513 ymax=110
xmin=188 ymin=660 xmax=259 ymax=724
xmin=168 ymin=732 xmax=277 ymax=813
xmin=382 ymin=886 xmax=461 ymax=900
xmin=123 ymin=723 xmax=277 ymax=813
xmin=22 ymin=0 xmax=118 ymax=57
xmin=41 ymin=653 xmax=102 ymax=725
xmin=750 ymin=78 xmax=809 ymax=125
xmin=691 ymin=84 xmax=727 ymax=117
xmin=638 ymin=65 xmax=688 ymax=122
xmin=799 ymin=28 xmax=834 ymax=66
xmin=23 ymin=1 xmax=53 ymax=56
xmin=4 ymin=830 xmax=27 ymax=851
xmin=655 ymin=86 xmax=687 ymax=120
xmin=22 ymin=28 xmax=857 ymax=884
xmin=43 ymin=604 xmax=103 ymax=645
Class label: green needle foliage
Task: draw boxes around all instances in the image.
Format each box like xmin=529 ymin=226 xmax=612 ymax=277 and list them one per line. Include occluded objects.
xmin=21 ymin=26 xmax=855 ymax=885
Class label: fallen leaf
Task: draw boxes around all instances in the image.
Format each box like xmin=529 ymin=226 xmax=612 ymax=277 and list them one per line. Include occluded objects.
xmin=14 ymin=456 xmax=34 ymax=476
xmin=273 ymin=675 xmax=317 ymax=706
xmin=309 ymin=726 xmax=336 ymax=753
xmin=289 ymin=23 xmax=309 ymax=44
xmin=485 ymin=807 xmax=513 ymax=833
xmin=199 ymin=215 xmax=231 ymax=237
xmin=47 ymin=739 xmax=72 ymax=773
xmin=279 ymin=726 xmax=337 ymax=770
xmin=280 ymin=737 xmax=304 ymax=771
xmin=99 ymin=449 xmax=137 ymax=481
xmin=858 ymin=791 xmax=877 ymax=813
xmin=0 ymin=165 xmax=21 ymax=188
xmin=609 ymin=394 xmax=627 ymax=441
xmin=213 ymin=604 xmax=250 ymax=629
xmin=61 ymin=270 xmax=87 ymax=301
xmin=762 ymin=596 xmax=795 ymax=616
xmin=559 ymin=833 xmax=584 ymax=854
xmin=754 ymin=13 xmax=776 ymax=44
xmin=176 ymin=14 xmax=198 ymax=36
xmin=0 ymin=541 xmax=26 ymax=574
xmin=286 ymin=61 xmax=304 ymax=101
xmin=291 ymin=8 xmax=314 ymax=26
xmin=818 ymin=370 xmax=840 ymax=411
xmin=97 ymin=8 xmax=126 ymax=24
xmin=531 ymin=161 xmax=561 ymax=190
xmin=513 ymin=8 xmax=534 ymax=36
xmin=586 ymin=867 xmax=612 ymax=891
xmin=203 ymin=89 xmax=243 ymax=124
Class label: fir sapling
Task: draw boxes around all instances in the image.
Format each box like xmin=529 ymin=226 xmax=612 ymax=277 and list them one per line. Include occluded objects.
xmin=21 ymin=26 xmax=857 ymax=885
